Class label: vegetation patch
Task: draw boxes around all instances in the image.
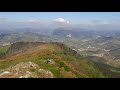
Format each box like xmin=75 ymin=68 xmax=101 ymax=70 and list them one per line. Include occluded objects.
xmin=0 ymin=45 xmax=10 ymax=54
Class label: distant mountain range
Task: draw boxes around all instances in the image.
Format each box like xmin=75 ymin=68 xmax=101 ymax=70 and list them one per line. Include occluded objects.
xmin=52 ymin=27 xmax=120 ymax=38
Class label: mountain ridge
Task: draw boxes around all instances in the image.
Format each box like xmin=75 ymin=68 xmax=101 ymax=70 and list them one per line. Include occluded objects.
xmin=0 ymin=42 xmax=105 ymax=78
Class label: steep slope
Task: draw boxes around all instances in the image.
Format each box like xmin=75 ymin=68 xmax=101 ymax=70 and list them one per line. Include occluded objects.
xmin=0 ymin=42 xmax=45 ymax=59
xmin=0 ymin=42 xmax=105 ymax=78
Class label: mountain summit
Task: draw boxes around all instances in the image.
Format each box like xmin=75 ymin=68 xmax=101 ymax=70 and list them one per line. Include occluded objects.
xmin=0 ymin=42 xmax=105 ymax=78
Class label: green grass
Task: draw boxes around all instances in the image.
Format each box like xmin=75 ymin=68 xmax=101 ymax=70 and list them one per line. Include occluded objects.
xmin=0 ymin=45 xmax=10 ymax=54
xmin=0 ymin=42 xmax=106 ymax=78
xmin=0 ymin=54 xmax=105 ymax=78
xmin=59 ymin=61 xmax=71 ymax=71
xmin=93 ymin=61 xmax=120 ymax=78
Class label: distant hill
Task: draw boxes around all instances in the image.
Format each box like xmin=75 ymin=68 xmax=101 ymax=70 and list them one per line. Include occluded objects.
xmin=52 ymin=27 xmax=94 ymax=38
xmin=52 ymin=27 xmax=120 ymax=39
xmin=0 ymin=31 xmax=44 ymax=46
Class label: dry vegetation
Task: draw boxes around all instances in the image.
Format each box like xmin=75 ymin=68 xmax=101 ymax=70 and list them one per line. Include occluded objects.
xmin=0 ymin=42 xmax=105 ymax=78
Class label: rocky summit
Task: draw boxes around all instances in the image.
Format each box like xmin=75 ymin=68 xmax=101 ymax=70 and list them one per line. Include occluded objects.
xmin=0 ymin=61 xmax=53 ymax=78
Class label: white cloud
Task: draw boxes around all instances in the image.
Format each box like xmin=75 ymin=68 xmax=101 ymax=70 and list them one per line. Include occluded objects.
xmin=66 ymin=21 xmax=70 ymax=24
xmin=54 ymin=18 xmax=70 ymax=24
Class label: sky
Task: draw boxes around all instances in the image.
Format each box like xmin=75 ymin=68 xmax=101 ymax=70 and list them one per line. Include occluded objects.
xmin=0 ymin=12 xmax=120 ymax=24
xmin=0 ymin=12 xmax=120 ymax=30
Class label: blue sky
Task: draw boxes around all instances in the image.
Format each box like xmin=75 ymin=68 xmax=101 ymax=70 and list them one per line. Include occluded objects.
xmin=0 ymin=12 xmax=120 ymax=24
xmin=1 ymin=12 xmax=120 ymax=31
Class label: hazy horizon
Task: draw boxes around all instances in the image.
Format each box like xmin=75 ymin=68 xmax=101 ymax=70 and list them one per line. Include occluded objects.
xmin=0 ymin=12 xmax=120 ymax=31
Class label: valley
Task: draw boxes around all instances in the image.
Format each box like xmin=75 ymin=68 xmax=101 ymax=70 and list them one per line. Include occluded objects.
xmin=0 ymin=29 xmax=120 ymax=78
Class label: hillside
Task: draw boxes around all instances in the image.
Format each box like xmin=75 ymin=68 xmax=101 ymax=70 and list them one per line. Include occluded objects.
xmin=0 ymin=31 xmax=44 ymax=46
xmin=0 ymin=42 xmax=105 ymax=78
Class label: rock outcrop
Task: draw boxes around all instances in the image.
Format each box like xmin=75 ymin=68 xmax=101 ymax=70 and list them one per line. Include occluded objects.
xmin=0 ymin=61 xmax=54 ymax=78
